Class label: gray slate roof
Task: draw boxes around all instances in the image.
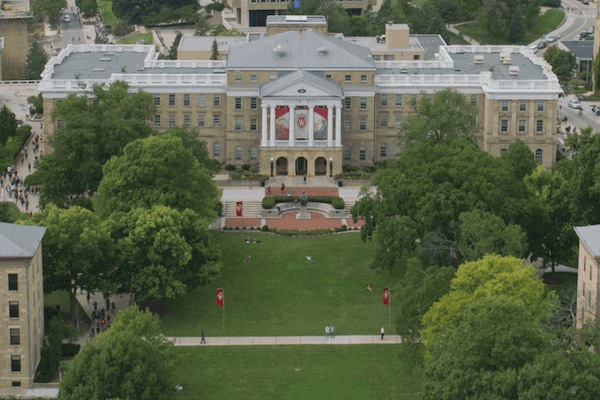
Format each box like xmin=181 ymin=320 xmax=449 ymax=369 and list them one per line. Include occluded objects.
xmin=260 ymin=70 xmax=344 ymax=97
xmin=227 ymin=29 xmax=376 ymax=70
xmin=575 ymin=225 xmax=600 ymax=258
xmin=0 ymin=223 xmax=46 ymax=258
xmin=51 ymin=51 xmax=147 ymax=80
xmin=561 ymin=41 xmax=593 ymax=60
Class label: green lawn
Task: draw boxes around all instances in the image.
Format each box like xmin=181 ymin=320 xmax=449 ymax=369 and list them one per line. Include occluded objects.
xmin=448 ymin=31 xmax=470 ymax=45
xmin=44 ymin=290 xmax=90 ymax=325
xmin=118 ymin=33 xmax=153 ymax=45
xmin=158 ymin=233 xmax=398 ymax=337
xmin=457 ymin=9 xmax=565 ymax=45
xmin=172 ymin=345 xmax=423 ymax=400
xmin=97 ymin=0 xmax=120 ymax=28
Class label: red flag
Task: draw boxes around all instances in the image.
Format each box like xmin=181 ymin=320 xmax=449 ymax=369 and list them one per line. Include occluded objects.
xmin=383 ymin=287 xmax=389 ymax=305
xmin=236 ymin=202 xmax=243 ymax=216
xmin=217 ymin=288 xmax=224 ymax=307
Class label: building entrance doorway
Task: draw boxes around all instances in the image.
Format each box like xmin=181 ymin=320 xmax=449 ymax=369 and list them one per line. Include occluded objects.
xmin=315 ymin=157 xmax=327 ymax=175
xmin=276 ymin=157 xmax=288 ymax=176
xmin=295 ymin=157 xmax=307 ymax=176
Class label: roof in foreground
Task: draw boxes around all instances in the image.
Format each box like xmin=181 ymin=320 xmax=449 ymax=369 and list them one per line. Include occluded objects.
xmin=0 ymin=222 xmax=46 ymax=258
xmin=51 ymin=50 xmax=148 ymax=80
xmin=575 ymin=224 xmax=600 ymax=258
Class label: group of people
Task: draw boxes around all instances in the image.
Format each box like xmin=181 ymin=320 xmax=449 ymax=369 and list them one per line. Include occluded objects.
xmin=88 ymin=296 xmax=117 ymax=340
xmin=325 ymin=325 xmax=335 ymax=339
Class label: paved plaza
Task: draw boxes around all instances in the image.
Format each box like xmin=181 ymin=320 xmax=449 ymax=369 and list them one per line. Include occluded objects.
xmin=168 ymin=335 xmax=403 ymax=346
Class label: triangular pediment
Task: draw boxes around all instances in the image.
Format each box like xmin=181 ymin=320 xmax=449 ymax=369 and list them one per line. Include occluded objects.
xmin=260 ymin=70 xmax=344 ymax=99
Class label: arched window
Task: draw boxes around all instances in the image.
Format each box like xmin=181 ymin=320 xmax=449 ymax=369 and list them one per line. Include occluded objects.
xmin=380 ymin=144 xmax=387 ymax=157
xmin=250 ymin=147 xmax=258 ymax=161
xmin=535 ymin=149 xmax=543 ymax=164
xmin=213 ymin=143 xmax=221 ymax=158
xmin=235 ymin=147 xmax=242 ymax=162
xmin=500 ymin=148 xmax=507 ymax=156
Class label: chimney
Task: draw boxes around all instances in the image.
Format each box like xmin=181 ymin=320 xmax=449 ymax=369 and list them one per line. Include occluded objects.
xmin=509 ymin=66 xmax=519 ymax=75
xmin=474 ymin=55 xmax=484 ymax=64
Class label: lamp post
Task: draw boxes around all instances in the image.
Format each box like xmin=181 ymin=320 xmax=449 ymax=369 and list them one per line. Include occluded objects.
xmin=271 ymin=157 xmax=274 ymax=177
xmin=329 ymin=157 xmax=333 ymax=178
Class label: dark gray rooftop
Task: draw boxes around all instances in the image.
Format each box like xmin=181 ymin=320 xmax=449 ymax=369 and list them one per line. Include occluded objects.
xmin=562 ymin=41 xmax=593 ymax=60
xmin=575 ymin=225 xmax=600 ymax=258
xmin=51 ymin=51 xmax=147 ymax=80
xmin=0 ymin=223 xmax=46 ymax=258
xmin=414 ymin=35 xmax=447 ymax=60
xmin=227 ymin=29 xmax=375 ymax=70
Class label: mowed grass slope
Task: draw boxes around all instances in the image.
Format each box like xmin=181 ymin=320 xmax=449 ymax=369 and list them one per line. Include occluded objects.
xmin=159 ymin=232 xmax=396 ymax=337
xmin=172 ymin=345 xmax=422 ymax=400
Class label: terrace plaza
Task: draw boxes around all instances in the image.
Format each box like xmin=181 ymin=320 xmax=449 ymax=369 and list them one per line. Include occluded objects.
xmin=38 ymin=15 xmax=562 ymax=178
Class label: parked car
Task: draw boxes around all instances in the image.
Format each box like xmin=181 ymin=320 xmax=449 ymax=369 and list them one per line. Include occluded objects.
xmin=537 ymin=41 xmax=548 ymax=49
xmin=592 ymin=105 xmax=600 ymax=116
xmin=64 ymin=14 xmax=70 ymax=23
xmin=588 ymin=27 xmax=595 ymax=34
xmin=583 ymin=0 xmax=589 ymax=5
xmin=568 ymin=100 xmax=583 ymax=110
xmin=581 ymin=31 xmax=589 ymax=38
xmin=575 ymin=35 xmax=581 ymax=41
xmin=547 ymin=35 xmax=558 ymax=42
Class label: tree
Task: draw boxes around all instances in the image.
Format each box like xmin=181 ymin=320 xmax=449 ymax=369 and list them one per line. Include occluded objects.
xmin=508 ymin=4 xmax=525 ymax=43
xmin=111 ymin=0 xmax=196 ymax=24
xmin=97 ymin=135 xmax=220 ymax=220
xmin=398 ymin=88 xmax=479 ymax=145
xmin=59 ymin=305 xmax=175 ymax=400
xmin=476 ymin=0 xmax=508 ymax=44
xmin=0 ymin=105 xmax=17 ymax=145
xmin=544 ymin=46 xmax=577 ymax=81
xmin=421 ymin=254 xmax=549 ymax=346
xmin=161 ymin=126 xmax=218 ymax=174
xmin=78 ymin=0 xmax=99 ymax=19
xmin=26 ymin=42 xmax=49 ymax=80
xmin=194 ymin=9 xmax=214 ymax=36
xmin=167 ymin=31 xmax=182 ymax=60
xmin=325 ymin=4 xmax=351 ymax=35
xmin=35 ymin=81 xmax=155 ymax=207
xmin=422 ymin=296 xmax=549 ymax=400
xmin=210 ymin=38 xmax=220 ymax=60
xmin=500 ymin=139 xmax=538 ymax=180
xmin=18 ymin=205 xmax=114 ymax=324
xmin=31 ymin=0 xmax=67 ymax=27
xmin=107 ymin=205 xmax=221 ymax=302
xmin=27 ymin=93 xmax=44 ymax=115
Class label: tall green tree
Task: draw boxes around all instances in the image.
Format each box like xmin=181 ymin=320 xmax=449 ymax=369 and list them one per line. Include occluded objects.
xmin=167 ymin=31 xmax=182 ymax=60
xmin=97 ymin=135 xmax=220 ymax=220
xmin=35 ymin=81 xmax=155 ymax=207
xmin=508 ymin=4 xmax=525 ymax=43
xmin=18 ymin=205 xmax=114 ymax=324
xmin=161 ymin=126 xmax=218 ymax=174
xmin=544 ymin=46 xmax=577 ymax=81
xmin=32 ymin=0 xmax=67 ymax=27
xmin=210 ymin=38 xmax=220 ymax=60
xmin=500 ymin=139 xmax=538 ymax=180
xmin=26 ymin=42 xmax=49 ymax=80
xmin=0 ymin=104 xmax=17 ymax=145
xmin=27 ymin=93 xmax=44 ymax=115
xmin=77 ymin=0 xmax=99 ymax=19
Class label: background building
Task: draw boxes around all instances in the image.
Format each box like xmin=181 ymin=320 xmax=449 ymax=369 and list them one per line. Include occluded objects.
xmin=39 ymin=16 xmax=561 ymax=176
xmin=0 ymin=0 xmax=31 ymax=80
xmin=0 ymin=222 xmax=46 ymax=389
xmin=575 ymin=224 xmax=600 ymax=329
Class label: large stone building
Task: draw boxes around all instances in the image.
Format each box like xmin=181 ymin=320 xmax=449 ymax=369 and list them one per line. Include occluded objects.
xmin=39 ymin=16 xmax=561 ymax=176
xmin=0 ymin=0 xmax=31 ymax=80
xmin=0 ymin=222 xmax=46 ymax=389
xmin=575 ymin=224 xmax=600 ymax=329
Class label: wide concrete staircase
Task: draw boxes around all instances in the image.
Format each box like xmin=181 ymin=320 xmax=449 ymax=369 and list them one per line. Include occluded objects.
xmin=225 ymin=200 xmax=263 ymax=218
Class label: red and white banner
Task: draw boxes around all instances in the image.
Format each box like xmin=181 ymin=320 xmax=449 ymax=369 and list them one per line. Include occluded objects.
xmin=383 ymin=287 xmax=390 ymax=305
xmin=236 ymin=202 xmax=242 ymax=216
xmin=217 ymin=288 xmax=224 ymax=307
xmin=274 ymin=107 xmax=329 ymax=140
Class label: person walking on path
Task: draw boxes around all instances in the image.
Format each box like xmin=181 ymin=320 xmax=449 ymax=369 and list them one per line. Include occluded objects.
xmin=326 ymin=325 xmax=330 ymax=339
xmin=281 ymin=182 xmax=285 ymax=192
xmin=267 ymin=185 xmax=271 ymax=196
xmin=331 ymin=326 xmax=335 ymax=338
xmin=93 ymin=300 xmax=98 ymax=311
xmin=381 ymin=326 xmax=385 ymax=340
xmin=86 ymin=292 xmax=91 ymax=303
xmin=201 ymin=330 xmax=206 ymax=344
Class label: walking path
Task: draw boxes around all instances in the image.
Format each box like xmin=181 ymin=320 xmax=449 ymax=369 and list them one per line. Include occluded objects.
xmin=167 ymin=334 xmax=403 ymax=346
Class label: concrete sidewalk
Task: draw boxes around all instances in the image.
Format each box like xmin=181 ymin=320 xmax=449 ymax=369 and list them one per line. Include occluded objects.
xmin=167 ymin=335 xmax=403 ymax=346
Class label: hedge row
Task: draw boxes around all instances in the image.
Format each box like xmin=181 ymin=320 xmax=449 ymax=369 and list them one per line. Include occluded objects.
xmin=0 ymin=125 xmax=31 ymax=171
xmin=262 ymin=196 xmax=344 ymax=209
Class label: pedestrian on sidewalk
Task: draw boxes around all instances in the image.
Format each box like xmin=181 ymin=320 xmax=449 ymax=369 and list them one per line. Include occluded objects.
xmin=381 ymin=326 xmax=385 ymax=340
xmin=326 ymin=325 xmax=330 ymax=339
xmin=281 ymin=182 xmax=285 ymax=192
xmin=303 ymin=174 xmax=306 ymax=184
xmin=28 ymin=163 xmax=30 ymax=172
xmin=90 ymin=329 xmax=94 ymax=340
xmin=287 ymin=188 xmax=291 ymax=197
xmin=105 ymin=298 xmax=110 ymax=310
xmin=93 ymin=300 xmax=98 ymax=311
xmin=111 ymin=301 xmax=116 ymax=313
xmin=267 ymin=185 xmax=271 ymax=195
xmin=331 ymin=325 xmax=335 ymax=338
xmin=201 ymin=330 xmax=206 ymax=344
xmin=86 ymin=292 xmax=91 ymax=303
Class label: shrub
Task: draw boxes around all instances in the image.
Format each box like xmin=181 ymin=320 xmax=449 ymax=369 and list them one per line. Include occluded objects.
xmin=332 ymin=197 xmax=345 ymax=209
xmin=242 ymin=226 xmax=246 ymax=230
xmin=0 ymin=125 xmax=31 ymax=171
xmin=241 ymin=164 xmax=251 ymax=171
xmin=60 ymin=343 xmax=81 ymax=357
xmin=113 ymin=21 xmax=134 ymax=37
xmin=24 ymin=171 xmax=43 ymax=186
xmin=249 ymin=166 xmax=256 ymax=172
xmin=234 ymin=226 xmax=240 ymax=230
xmin=343 ymin=164 xmax=357 ymax=173
xmin=262 ymin=197 xmax=276 ymax=209
xmin=262 ymin=225 xmax=269 ymax=232
xmin=541 ymin=0 xmax=560 ymax=6
xmin=208 ymin=159 xmax=221 ymax=173
xmin=225 ymin=164 xmax=237 ymax=171
xmin=44 ymin=306 xmax=61 ymax=326
xmin=213 ymin=200 xmax=222 ymax=216
xmin=364 ymin=166 xmax=377 ymax=173
xmin=340 ymin=224 xmax=347 ymax=231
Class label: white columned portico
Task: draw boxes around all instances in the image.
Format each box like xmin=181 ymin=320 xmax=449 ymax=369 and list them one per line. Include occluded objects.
xmin=270 ymin=105 xmax=276 ymax=147
xmin=335 ymin=105 xmax=342 ymax=147
xmin=289 ymin=105 xmax=295 ymax=146
xmin=327 ymin=105 xmax=333 ymax=147
xmin=308 ymin=105 xmax=315 ymax=147
xmin=261 ymin=105 xmax=268 ymax=147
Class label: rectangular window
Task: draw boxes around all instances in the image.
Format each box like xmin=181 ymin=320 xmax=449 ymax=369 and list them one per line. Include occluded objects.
xmin=250 ymin=98 xmax=257 ymax=110
xmin=381 ymin=94 xmax=388 ymax=107
xmin=11 ymin=382 xmax=21 ymax=387
xmin=344 ymin=147 xmax=351 ymax=161
xmin=536 ymin=120 xmax=544 ymax=133
xmin=501 ymin=119 xmax=508 ymax=133
xmin=183 ymin=114 xmax=191 ymax=126
xmin=383 ymin=54 xmax=395 ymax=60
xmin=361 ymin=75 xmax=367 ymax=83
xmin=57 ymin=119 xmax=64 ymax=128
xmin=413 ymin=54 xmax=420 ymax=60
xmin=359 ymin=119 xmax=367 ymax=131
xmin=250 ymin=118 xmax=257 ymax=131
xmin=519 ymin=101 xmax=527 ymax=112
xmin=537 ymin=101 xmax=544 ymax=112
xmin=235 ymin=98 xmax=242 ymax=110
xmin=198 ymin=94 xmax=205 ymax=107
xmin=214 ymin=94 xmax=221 ymax=107
xmin=235 ymin=148 xmax=242 ymax=161
xmin=10 ymin=328 xmax=19 ymax=345
xmin=8 ymin=274 xmax=17 ymax=291
xmin=501 ymin=101 xmax=509 ymax=112
xmin=410 ymin=94 xmax=417 ymax=106
xmin=519 ymin=120 xmax=526 ymax=133
xmin=169 ymin=94 xmax=175 ymax=106
xmin=344 ymin=119 xmax=351 ymax=131
xmin=345 ymin=74 xmax=352 ymax=82
xmin=92 ymin=98 xmax=99 ymax=106
xmin=251 ymin=147 xmax=258 ymax=161
xmin=360 ymin=98 xmax=367 ymax=110
xmin=344 ymin=98 xmax=352 ymax=110
xmin=395 ymin=115 xmax=403 ymax=128
xmin=198 ymin=115 xmax=205 ymax=127
xmin=359 ymin=148 xmax=366 ymax=161
xmin=396 ymin=94 xmax=402 ymax=107
xmin=169 ymin=115 xmax=176 ymax=127
xmin=154 ymin=115 xmax=161 ymax=127
xmin=183 ymin=94 xmax=190 ymax=106
xmin=250 ymin=75 xmax=257 ymax=82
xmin=235 ymin=75 xmax=242 ymax=82
xmin=11 ymin=355 xmax=20 ymax=372
xmin=380 ymin=114 xmax=388 ymax=127
xmin=213 ymin=115 xmax=220 ymax=127
xmin=471 ymin=94 xmax=477 ymax=106
xmin=380 ymin=145 xmax=387 ymax=157
xmin=154 ymin=94 xmax=160 ymax=106
xmin=9 ymin=301 xmax=18 ymax=318
xmin=213 ymin=143 xmax=220 ymax=158
xmin=235 ymin=117 xmax=242 ymax=131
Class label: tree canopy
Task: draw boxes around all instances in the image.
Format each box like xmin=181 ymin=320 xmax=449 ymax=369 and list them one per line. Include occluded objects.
xmin=544 ymin=46 xmax=577 ymax=81
xmin=26 ymin=42 xmax=49 ymax=80
xmin=111 ymin=0 xmax=196 ymax=24
xmin=0 ymin=105 xmax=17 ymax=145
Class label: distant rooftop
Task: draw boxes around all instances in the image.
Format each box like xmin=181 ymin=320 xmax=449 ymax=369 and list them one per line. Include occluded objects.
xmin=575 ymin=225 xmax=600 ymax=258
xmin=0 ymin=222 xmax=46 ymax=258
xmin=415 ymin=35 xmax=448 ymax=60
xmin=266 ymin=15 xmax=327 ymax=24
xmin=562 ymin=40 xmax=593 ymax=60
xmin=178 ymin=36 xmax=248 ymax=52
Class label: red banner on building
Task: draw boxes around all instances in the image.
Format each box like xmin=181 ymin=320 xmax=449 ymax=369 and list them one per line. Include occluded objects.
xmin=383 ymin=287 xmax=389 ymax=305
xmin=217 ymin=288 xmax=224 ymax=307
xmin=236 ymin=202 xmax=242 ymax=216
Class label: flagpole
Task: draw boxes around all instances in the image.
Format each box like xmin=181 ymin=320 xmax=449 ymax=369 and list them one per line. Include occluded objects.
xmin=388 ymin=285 xmax=391 ymax=327
xmin=223 ymin=288 xmax=225 ymax=330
